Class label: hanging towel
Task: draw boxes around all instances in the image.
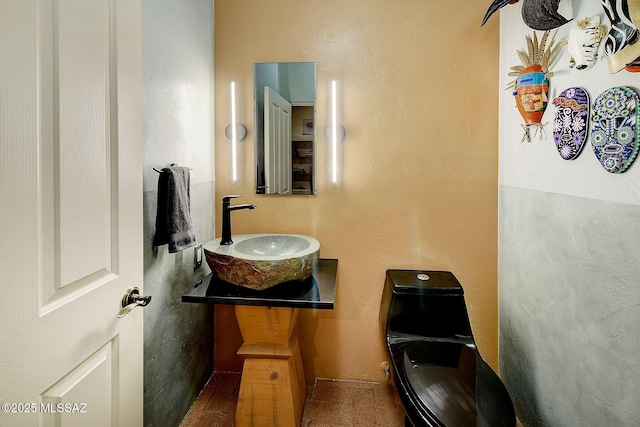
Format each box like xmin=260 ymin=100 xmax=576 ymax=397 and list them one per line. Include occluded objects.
xmin=153 ymin=165 xmax=197 ymax=253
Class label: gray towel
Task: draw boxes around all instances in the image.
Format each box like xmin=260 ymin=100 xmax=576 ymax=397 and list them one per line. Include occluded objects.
xmin=153 ymin=165 xmax=197 ymax=253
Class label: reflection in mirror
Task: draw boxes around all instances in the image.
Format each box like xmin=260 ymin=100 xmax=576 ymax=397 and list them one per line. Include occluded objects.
xmin=254 ymin=62 xmax=316 ymax=195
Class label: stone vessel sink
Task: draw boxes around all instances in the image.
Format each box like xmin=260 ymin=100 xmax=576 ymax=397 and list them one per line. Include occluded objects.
xmin=203 ymin=234 xmax=320 ymax=291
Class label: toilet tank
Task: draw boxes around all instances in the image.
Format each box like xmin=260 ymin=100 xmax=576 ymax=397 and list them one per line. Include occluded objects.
xmin=380 ymin=270 xmax=473 ymax=341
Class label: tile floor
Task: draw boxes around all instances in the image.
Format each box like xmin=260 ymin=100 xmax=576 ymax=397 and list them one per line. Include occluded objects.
xmin=180 ymin=372 xmax=407 ymax=427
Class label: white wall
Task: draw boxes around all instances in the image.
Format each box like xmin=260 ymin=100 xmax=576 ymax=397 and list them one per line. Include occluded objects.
xmin=499 ymin=1 xmax=640 ymax=425
xmin=499 ymin=1 xmax=640 ymax=205
xmin=142 ymin=0 xmax=215 ymax=190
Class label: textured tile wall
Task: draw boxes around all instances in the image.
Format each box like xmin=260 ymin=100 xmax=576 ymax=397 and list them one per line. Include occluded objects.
xmin=499 ymin=185 xmax=640 ymax=426
xmin=143 ymin=180 xmax=215 ymax=427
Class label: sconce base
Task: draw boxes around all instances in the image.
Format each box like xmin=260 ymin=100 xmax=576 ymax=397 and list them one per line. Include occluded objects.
xmin=225 ymin=123 xmax=248 ymax=141
xmin=323 ymin=123 xmax=346 ymax=141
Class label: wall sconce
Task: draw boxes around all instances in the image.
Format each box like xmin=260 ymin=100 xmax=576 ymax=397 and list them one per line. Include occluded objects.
xmin=323 ymin=80 xmax=346 ymax=183
xmin=225 ymin=81 xmax=247 ymax=181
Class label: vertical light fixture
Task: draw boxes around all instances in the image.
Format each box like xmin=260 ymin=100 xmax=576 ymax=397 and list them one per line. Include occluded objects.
xmin=226 ymin=82 xmax=247 ymax=181
xmin=331 ymin=80 xmax=338 ymax=183
xmin=230 ymin=81 xmax=238 ymax=181
xmin=324 ymin=80 xmax=345 ymax=184
xmin=324 ymin=80 xmax=347 ymax=183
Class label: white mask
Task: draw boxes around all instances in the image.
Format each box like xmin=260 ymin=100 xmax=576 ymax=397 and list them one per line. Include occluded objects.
xmin=568 ymin=17 xmax=607 ymax=70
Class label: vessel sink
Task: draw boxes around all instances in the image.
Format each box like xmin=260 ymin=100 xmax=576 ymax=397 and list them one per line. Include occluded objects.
xmin=203 ymin=234 xmax=320 ymax=290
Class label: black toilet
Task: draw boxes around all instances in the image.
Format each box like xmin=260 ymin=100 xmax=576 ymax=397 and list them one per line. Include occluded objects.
xmin=379 ymin=269 xmax=515 ymax=427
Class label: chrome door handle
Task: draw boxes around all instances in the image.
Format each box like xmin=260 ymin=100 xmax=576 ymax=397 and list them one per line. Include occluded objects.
xmin=118 ymin=287 xmax=151 ymax=318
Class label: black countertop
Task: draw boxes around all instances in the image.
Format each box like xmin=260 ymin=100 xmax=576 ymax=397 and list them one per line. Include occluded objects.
xmin=182 ymin=259 xmax=337 ymax=309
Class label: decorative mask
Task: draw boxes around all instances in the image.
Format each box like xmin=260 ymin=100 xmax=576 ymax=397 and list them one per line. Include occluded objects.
xmin=601 ymin=0 xmax=640 ymax=73
xmin=515 ymin=67 xmax=549 ymax=128
xmin=507 ymin=31 xmax=560 ymax=142
xmin=481 ymin=0 xmax=569 ymax=30
xmin=601 ymin=0 xmax=638 ymax=56
xmin=521 ymin=0 xmax=570 ymax=31
xmin=590 ymin=86 xmax=640 ymax=173
xmin=482 ymin=0 xmax=519 ymax=26
xmin=552 ymin=87 xmax=590 ymax=160
xmin=626 ymin=55 xmax=640 ymax=71
xmin=567 ymin=17 xmax=607 ymax=70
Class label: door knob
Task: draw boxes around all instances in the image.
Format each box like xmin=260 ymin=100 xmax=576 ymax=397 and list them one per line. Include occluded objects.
xmin=118 ymin=287 xmax=151 ymax=318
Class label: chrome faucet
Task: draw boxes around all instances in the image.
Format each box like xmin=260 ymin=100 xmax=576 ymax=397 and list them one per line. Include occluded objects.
xmin=221 ymin=195 xmax=256 ymax=245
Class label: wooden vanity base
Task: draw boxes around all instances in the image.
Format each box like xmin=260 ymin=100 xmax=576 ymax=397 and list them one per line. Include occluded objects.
xmin=233 ymin=305 xmax=307 ymax=427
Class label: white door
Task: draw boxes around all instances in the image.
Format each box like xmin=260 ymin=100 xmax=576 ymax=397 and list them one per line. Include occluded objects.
xmin=264 ymin=86 xmax=292 ymax=195
xmin=0 ymin=1 xmax=143 ymax=426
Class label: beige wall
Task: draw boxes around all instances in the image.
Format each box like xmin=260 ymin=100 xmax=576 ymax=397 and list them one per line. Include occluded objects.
xmin=214 ymin=0 xmax=500 ymax=381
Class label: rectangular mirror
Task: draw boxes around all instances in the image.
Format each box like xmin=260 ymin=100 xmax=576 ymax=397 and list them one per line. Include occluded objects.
xmin=254 ymin=62 xmax=316 ymax=195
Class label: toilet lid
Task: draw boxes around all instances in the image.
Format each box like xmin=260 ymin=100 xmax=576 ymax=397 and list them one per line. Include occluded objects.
xmin=402 ymin=341 xmax=477 ymax=426
xmin=387 ymin=270 xmax=464 ymax=296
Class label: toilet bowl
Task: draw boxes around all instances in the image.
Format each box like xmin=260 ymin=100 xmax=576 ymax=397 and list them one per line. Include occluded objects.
xmin=379 ymin=270 xmax=515 ymax=427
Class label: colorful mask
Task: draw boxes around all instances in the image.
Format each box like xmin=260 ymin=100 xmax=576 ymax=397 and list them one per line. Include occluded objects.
xmin=507 ymin=31 xmax=560 ymax=142
xmin=590 ymin=86 xmax=640 ymax=173
xmin=515 ymin=65 xmax=549 ymax=127
xmin=552 ymin=87 xmax=590 ymax=160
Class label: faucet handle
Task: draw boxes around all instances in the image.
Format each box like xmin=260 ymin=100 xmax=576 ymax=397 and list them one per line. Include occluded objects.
xmin=222 ymin=194 xmax=242 ymax=203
